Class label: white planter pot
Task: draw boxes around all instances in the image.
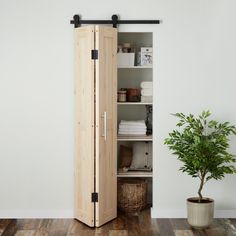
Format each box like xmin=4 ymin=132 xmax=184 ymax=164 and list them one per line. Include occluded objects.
xmin=187 ymin=197 xmax=214 ymax=228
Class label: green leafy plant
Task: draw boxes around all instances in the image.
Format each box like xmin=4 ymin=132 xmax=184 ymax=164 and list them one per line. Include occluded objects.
xmin=164 ymin=110 xmax=236 ymax=202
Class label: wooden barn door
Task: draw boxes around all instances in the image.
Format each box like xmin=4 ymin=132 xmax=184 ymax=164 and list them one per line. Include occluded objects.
xmin=74 ymin=25 xmax=117 ymax=227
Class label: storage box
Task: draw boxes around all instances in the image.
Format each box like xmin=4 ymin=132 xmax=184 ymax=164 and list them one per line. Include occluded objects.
xmin=141 ymin=47 xmax=153 ymax=66
xmin=117 ymin=53 xmax=135 ymax=67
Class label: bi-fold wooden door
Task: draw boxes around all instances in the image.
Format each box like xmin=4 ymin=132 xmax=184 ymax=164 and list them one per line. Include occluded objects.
xmin=74 ymin=25 xmax=117 ymax=227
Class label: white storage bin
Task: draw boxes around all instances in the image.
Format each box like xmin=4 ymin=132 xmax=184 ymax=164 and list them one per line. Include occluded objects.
xmin=117 ymin=53 xmax=135 ymax=67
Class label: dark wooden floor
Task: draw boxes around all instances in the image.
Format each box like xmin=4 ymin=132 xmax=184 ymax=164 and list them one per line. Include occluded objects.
xmin=0 ymin=209 xmax=236 ymax=236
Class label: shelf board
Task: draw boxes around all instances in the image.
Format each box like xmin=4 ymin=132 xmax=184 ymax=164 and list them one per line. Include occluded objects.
xmin=117 ymin=171 xmax=153 ymax=178
xmin=117 ymin=102 xmax=152 ymax=105
xmin=117 ymin=135 xmax=152 ymax=141
xmin=117 ymin=66 xmax=152 ymax=69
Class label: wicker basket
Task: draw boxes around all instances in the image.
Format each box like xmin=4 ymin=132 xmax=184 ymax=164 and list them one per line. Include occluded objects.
xmin=118 ymin=179 xmax=147 ymax=213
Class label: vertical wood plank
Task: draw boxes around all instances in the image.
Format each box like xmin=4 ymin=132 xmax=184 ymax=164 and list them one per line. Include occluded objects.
xmin=74 ymin=25 xmax=95 ymax=227
xmin=95 ymin=25 xmax=117 ymax=227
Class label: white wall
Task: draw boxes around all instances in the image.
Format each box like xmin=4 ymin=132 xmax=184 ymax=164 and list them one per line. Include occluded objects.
xmin=0 ymin=0 xmax=236 ymax=218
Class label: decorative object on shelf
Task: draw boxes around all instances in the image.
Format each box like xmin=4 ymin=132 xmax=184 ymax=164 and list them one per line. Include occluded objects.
xmin=141 ymin=47 xmax=152 ymax=66
xmin=130 ymin=142 xmax=152 ymax=170
xmin=145 ymin=105 xmax=152 ymax=135
xmin=118 ymin=45 xmax=123 ymax=53
xmin=127 ymin=88 xmax=141 ymax=102
xmin=141 ymin=81 xmax=153 ymax=103
xmin=164 ymin=110 xmax=236 ymax=228
xmin=118 ymin=89 xmax=127 ymax=102
xmin=122 ymin=43 xmax=132 ymax=53
xmin=118 ymin=120 xmax=147 ymax=136
xmin=118 ymin=179 xmax=147 ymax=213
xmin=119 ymin=145 xmax=133 ymax=168
xmin=136 ymin=52 xmax=141 ymax=66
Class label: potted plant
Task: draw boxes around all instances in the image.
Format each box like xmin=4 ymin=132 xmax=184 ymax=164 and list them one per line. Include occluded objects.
xmin=164 ymin=110 xmax=236 ymax=228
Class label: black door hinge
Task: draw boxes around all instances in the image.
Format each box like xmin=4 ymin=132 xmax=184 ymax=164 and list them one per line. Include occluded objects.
xmin=91 ymin=50 xmax=98 ymax=60
xmin=91 ymin=192 xmax=98 ymax=202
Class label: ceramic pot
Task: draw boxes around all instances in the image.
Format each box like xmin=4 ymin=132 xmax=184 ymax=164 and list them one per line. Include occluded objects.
xmin=187 ymin=197 xmax=214 ymax=228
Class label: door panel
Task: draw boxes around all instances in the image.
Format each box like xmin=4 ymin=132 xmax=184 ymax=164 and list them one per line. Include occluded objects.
xmin=95 ymin=26 xmax=117 ymax=227
xmin=74 ymin=25 xmax=95 ymax=227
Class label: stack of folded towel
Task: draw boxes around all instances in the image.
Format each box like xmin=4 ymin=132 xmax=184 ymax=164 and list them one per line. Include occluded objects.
xmin=140 ymin=81 xmax=153 ymax=103
xmin=118 ymin=120 xmax=147 ymax=136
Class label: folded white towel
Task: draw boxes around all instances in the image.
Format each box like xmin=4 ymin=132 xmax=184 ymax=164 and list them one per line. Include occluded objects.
xmin=119 ymin=128 xmax=147 ymax=132
xmin=119 ymin=124 xmax=146 ymax=128
xmin=118 ymin=131 xmax=146 ymax=135
xmin=140 ymin=81 xmax=153 ymax=89
xmin=141 ymin=89 xmax=152 ymax=96
xmin=141 ymin=96 xmax=153 ymax=103
xmin=120 ymin=120 xmax=146 ymax=126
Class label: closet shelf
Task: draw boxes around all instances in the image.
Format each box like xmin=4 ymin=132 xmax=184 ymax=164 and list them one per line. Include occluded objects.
xmin=117 ymin=171 xmax=153 ymax=178
xmin=117 ymin=135 xmax=152 ymax=141
xmin=117 ymin=65 xmax=152 ymax=69
xmin=117 ymin=102 xmax=152 ymax=105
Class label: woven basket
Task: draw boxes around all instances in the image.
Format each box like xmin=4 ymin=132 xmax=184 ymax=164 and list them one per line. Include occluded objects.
xmin=118 ymin=179 xmax=147 ymax=213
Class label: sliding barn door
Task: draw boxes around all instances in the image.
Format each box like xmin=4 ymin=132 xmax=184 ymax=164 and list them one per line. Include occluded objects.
xmin=95 ymin=26 xmax=117 ymax=227
xmin=74 ymin=25 xmax=95 ymax=227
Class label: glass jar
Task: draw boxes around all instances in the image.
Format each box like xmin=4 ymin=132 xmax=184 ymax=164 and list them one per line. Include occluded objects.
xmin=118 ymin=90 xmax=127 ymax=102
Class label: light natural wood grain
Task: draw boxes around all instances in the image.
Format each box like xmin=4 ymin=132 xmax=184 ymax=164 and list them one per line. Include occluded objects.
xmin=74 ymin=25 xmax=95 ymax=227
xmin=95 ymin=25 xmax=117 ymax=227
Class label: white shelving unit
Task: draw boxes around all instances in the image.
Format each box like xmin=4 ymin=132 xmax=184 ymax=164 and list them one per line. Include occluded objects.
xmin=117 ymin=32 xmax=153 ymax=205
xmin=118 ymin=66 xmax=152 ymax=69
xmin=117 ymin=102 xmax=152 ymax=105
xmin=117 ymin=171 xmax=153 ymax=178
xmin=117 ymin=135 xmax=152 ymax=141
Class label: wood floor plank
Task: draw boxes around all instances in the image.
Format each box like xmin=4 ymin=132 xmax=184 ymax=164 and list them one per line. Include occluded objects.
xmin=204 ymin=228 xmax=226 ymax=236
xmin=171 ymin=219 xmax=192 ymax=230
xmin=15 ymin=230 xmax=35 ymax=236
xmin=191 ymin=228 xmax=208 ymax=236
xmin=38 ymin=219 xmax=72 ymax=236
xmin=138 ymin=209 xmax=160 ymax=236
xmin=1 ymin=219 xmax=18 ymax=236
xmin=112 ymin=214 xmax=126 ymax=230
xmin=67 ymin=219 xmax=90 ymax=234
xmin=230 ymin=219 xmax=236 ymax=227
xmin=174 ymin=230 xmax=194 ymax=236
xmin=156 ymin=219 xmax=175 ymax=236
xmin=33 ymin=229 xmax=49 ymax=236
xmin=0 ymin=210 xmax=235 ymax=236
xmin=125 ymin=213 xmax=142 ymax=236
xmin=0 ymin=219 xmax=11 ymax=231
xmin=108 ymin=230 xmax=128 ymax=236
xmin=16 ymin=219 xmax=42 ymax=230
